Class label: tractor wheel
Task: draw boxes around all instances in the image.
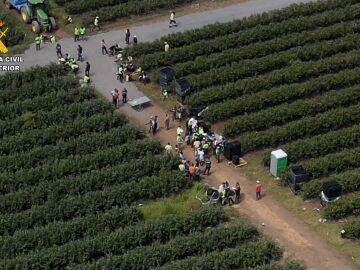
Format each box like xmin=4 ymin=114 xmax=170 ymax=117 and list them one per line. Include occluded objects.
xmin=5 ymin=0 xmax=11 ymax=9
xmin=49 ymin=17 xmax=57 ymax=30
xmin=21 ymin=7 xmax=31 ymax=24
xmin=31 ymin=21 xmax=41 ymax=34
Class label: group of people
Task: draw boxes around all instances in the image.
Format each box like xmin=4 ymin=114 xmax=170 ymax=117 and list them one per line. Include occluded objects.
xmin=219 ymin=181 xmax=241 ymax=204
xmin=111 ymin=88 xmax=128 ymax=109
xmin=35 ymin=34 xmax=56 ymax=51
xmin=147 ymin=116 xmax=159 ymax=135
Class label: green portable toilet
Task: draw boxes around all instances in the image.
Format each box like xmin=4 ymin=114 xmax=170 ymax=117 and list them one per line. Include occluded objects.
xmin=270 ymin=149 xmax=287 ymax=177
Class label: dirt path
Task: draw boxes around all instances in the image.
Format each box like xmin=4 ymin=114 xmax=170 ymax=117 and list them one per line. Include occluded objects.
xmin=1 ymin=0 xmax=357 ymax=268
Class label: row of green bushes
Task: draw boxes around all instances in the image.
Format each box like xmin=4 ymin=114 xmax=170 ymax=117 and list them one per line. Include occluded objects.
xmin=0 ymin=125 xmax=143 ymax=173
xmin=301 ymin=168 xmax=360 ymax=199
xmin=265 ymin=124 xmax=360 ymax=166
xmin=188 ymin=47 xmax=360 ymax=108
xmin=156 ymin=239 xmax=282 ymax=270
xmin=322 ymin=192 xmax=360 ymax=219
xmin=239 ymin=104 xmax=360 ymax=153
xmin=0 ymin=207 xmax=142 ymax=259
xmin=0 ymin=76 xmax=78 ymax=105
xmin=186 ymin=32 xmax=360 ymax=92
xmin=342 ymin=218 xmax=360 ymax=239
xmin=215 ymin=67 xmax=360 ymax=125
xmin=125 ymin=0 xmax=358 ymax=57
xmin=76 ymin=223 xmax=259 ymax=269
xmin=1 ymin=208 xmax=227 ymax=269
xmin=0 ymin=155 xmax=170 ymax=214
xmin=0 ymin=138 xmax=161 ymax=195
xmin=0 ymin=113 xmax=127 ymax=156
xmin=174 ymin=20 xmax=360 ymax=77
xmin=0 ymin=99 xmax=113 ymax=138
xmin=64 ymin=0 xmax=127 ymax=14
xmin=79 ymin=0 xmax=190 ymax=26
xmin=138 ymin=3 xmax=360 ymax=70
xmin=0 ymin=87 xmax=95 ymax=120
xmin=0 ymin=64 xmax=67 ymax=90
xmin=0 ymin=171 xmax=188 ymax=237
xmin=252 ymin=261 xmax=305 ymax=270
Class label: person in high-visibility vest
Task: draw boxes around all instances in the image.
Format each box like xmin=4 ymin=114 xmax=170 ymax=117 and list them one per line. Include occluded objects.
xmin=83 ymin=74 xmax=90 ymax=84
xmin=50 ymin=35 xmax=56 ymax=44
xmin=74 ymin=27 xmax=80 ymax=42
xmin=94 ymin=16 xmax=100 ymax=31
xmin=35 ymin=35 xmax=41 ymax=51
xmin=169 ymin=11 xmax=177 ymax=27
xmin=164 ymin=42 xmax=169 ymax=52
xmin=161 ymin=89 xmax=168 ymax=100
xmin=80 ymin=26 xmax=86 ymax=41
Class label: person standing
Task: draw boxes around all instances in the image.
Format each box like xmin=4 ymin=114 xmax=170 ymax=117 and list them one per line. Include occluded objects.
xmin=164 ymin=42 xmax=169 ymax=52
xmin=56 ymin=43 xmax=62 ymax=58
xmin=74 ymin=26 xmax=80 ymax=42
xmin=177 ymin=125 xmax=183 ymax=136
xmin=165 ymin=142 xmax=173 ymax=157
xmin=101 ymin=39 xmax=108 ymax=55
xmin=164 ymin=114 xmax=170 ymax=130
xmin=77 ymin=45 xmax=83 ymax=62
xmin=177 ymin=133 xmax=183 ymax=150
xmin=215 ymin=144 xmax=222 ymax=163
xmin=94 ymin=16 xmax=100 ymax=31
xmin=203 ymin=158 xmax=211 ymax=176
xmin=111 ymin=88 xmax=119 ymax=109
xmin=85 ymin=62 xmax=90 ymax=76
xmin=256 ymin=180 xmax=262 ymax=200
xmin=133 ymin=35 xmax=138 ymax=45
xmin=80 ymin=26 xmax=86 ymax=41
xmin=234 ymin=182 xmax=241 ymax=203
xmin=152 ymin=116 xmax=158 ymax=135
xmin=125 ymin=29 xmax=131 ymax=45
xmin=35 ymin=35 xmax=41 ymax=51
xmin=122 ymin=88 xmax=127 ymax=103
xmin=169 ymin=11 xmax=177 ymax=27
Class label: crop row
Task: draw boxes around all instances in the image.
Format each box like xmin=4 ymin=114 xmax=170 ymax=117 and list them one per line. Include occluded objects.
xmin=0 ymin=125 xmax=144 ymax=173
xmin=0 ymin=155 xmax=171 ymax=214
xmin=239 ymin=104 xmax=360 ymax=153
xmin=342 ymin=218 xmax=360 ymax=239
xmin=294 ymin=147 xmax=360 ymax=180
xmin=0 ymin=64 xmax=67 ymax=90
xmin=1 ymin=208 xmax=227 ymax=269
xmin=301 ymin=168 xmax=360 ymax=199
xmin=188 ymin=48 xmax=360 ymax=107
xmin=125 ymin=0 xmax=358 ymax=57
xmin=0 ymin=138 xmax=161 ymax=195
xmin=0 ymin=99 xmax=113 ymax=139
xmin=211 ymin=66 xmax=360 ymax=124
xmin=174 ymin=20 xmax=360 ymax=77
xmin=0 ymin=207 xmax=142 ymax=259
xmin=0 ymin=87 xmax=95 ymax=120
xmin=225 ymin=85 xmax=360 ymax=138
xmin=64 ymin=0 xmax=127 ymax=14
xmin=157 ymin=239 xmax=282 ymax=270
xmin=0 ymin=75 xmax=78 ymax=105
xmin=79 ymin=0 xmax=190 ymax=26
xmin=75 ymin=223 xmax=259 ymax=269
xmin=138 ymin=3 xmax=360 ymax=70
xmin=322 ymin=192 xmax=360 ymax=219
xmin=0 ymin=171 xmax=188 ymax=237
xmin=264 ymin=124 xmax=360 ymax=166
xmin=0 ymin=112 xmax=127 ymax=156
xmin=186 ymin=32 xmax=360 ymax=91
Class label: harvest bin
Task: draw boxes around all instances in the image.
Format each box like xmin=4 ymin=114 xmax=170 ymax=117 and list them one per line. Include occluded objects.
xmin=270 ymin=149 xmax=287 ymax=177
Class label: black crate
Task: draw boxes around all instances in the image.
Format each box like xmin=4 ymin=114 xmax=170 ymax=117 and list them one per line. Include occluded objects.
xmin=224 ymin=141 xmax=241 ymax=161
xmin=323 ymin=180 xmax=342 ymax=198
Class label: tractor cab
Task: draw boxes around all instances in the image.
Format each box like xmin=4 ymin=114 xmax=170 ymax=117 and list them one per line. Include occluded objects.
xmin=4 ymin=0 xmax=56 ymax=33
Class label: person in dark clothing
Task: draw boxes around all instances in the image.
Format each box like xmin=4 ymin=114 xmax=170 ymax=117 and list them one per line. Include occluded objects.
xmin=133 ymin=35 xmax=138 ymax=45
xmin=56 ymin=43 xmax=62 ymax=58
xmin=125 ymin=29 xmax=131 ymax=45
xmin=203 ymin=158 xmax=211 ymax=176
xmin=85 ymin=62 xmax=90 ymax=76
xmin=234 ymin=182 xmax=241 ymax=203
xmin=152 ymin=116 xmax=158 ymax=135
xmin=122 ymin=88 xmax=127 ymax=103
xmin=101 ymin=39 xmax=108 ymax=55
xmin=77 ymin=45 xmax=83 ymax=61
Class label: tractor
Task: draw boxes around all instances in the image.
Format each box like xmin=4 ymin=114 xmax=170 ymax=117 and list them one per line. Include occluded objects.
xmin=4 ymin=0 xmax=56 ymax=34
